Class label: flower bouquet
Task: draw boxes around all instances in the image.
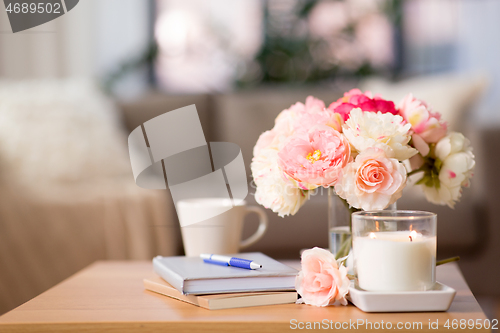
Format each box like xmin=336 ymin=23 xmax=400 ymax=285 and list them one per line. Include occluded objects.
xmin=251 ymin=89 xmax=475 ymax=306
xmin=252 ymin=89 xmax=474 ymax=215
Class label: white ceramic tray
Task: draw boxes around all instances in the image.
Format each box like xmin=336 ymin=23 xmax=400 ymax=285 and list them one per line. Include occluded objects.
xmin=348 ymin=282 xmax=456 ymax=312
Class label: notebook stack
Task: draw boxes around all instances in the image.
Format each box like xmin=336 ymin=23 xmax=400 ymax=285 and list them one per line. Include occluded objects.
xmin=144 ymin=252 xmax=298 ymax=310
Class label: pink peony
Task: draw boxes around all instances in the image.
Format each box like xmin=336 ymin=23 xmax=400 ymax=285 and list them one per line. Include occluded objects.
xmin=252 ymin=148 xmax=309 ymax=217
xmin=253 ymin=130 xmax=276 ymax=157
xmin=304 ymin=95 xmax=326 ymax=113
xmin=298 ymin=109 xmax=344 ymax=133
xmin=398 ymin=93 xmax=447 ymax=144
xmin=275 ymin=96 xmax=326 ymax=131
xmin=335 ymin=147 xmax=406 ymax=210
xmin=411 ymin=132 xmax=430 ymax=157
xmin=266 ymin=96 xmax=327 ymax=149
xmin=328 ymin=88 xmax=397 ymax=121
xmin=295 ymin=247 xmax=350 ymax=307
xmin=278 ymin=125 xmax=350 ymax=188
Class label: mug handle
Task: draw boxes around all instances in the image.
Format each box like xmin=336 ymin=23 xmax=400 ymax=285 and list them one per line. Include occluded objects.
xmin=240 ymin=206 xmax=269 ymax=249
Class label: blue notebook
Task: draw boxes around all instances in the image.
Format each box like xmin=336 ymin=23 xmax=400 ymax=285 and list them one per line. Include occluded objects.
xmin=153 ymin=252 xmax=298 ymax=295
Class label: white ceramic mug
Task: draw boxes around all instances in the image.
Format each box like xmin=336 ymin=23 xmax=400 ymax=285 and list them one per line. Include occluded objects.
xmin=177 ymin=198 xmax=268 ymax=257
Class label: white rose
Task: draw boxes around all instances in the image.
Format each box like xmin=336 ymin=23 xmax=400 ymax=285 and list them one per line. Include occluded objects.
xmin=251 ymin=148 xmax=309 ymax=217
xmin=343 ymin=109 xmax=417 ymax=161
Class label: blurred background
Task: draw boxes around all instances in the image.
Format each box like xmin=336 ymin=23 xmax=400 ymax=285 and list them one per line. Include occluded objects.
xmin=0 ymin=0 xmax=499 ymax=318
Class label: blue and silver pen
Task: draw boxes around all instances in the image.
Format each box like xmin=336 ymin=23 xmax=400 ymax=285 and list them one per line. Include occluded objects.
xmin=200 ymin=254 xmax=262 ymax=270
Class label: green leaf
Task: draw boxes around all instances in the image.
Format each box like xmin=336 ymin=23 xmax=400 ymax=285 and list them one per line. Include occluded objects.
xmin=425 ymin=176 xmax=434 ymax=187
xmin=416 ymin=176 xmax=427 ymax=185
xmin=433 ymin=176 xmax=441 ymax=189
xmin=434 ymin=158 xmax=443 ymax=172
xmin=431 ymin=170 xmax=441 ymax=189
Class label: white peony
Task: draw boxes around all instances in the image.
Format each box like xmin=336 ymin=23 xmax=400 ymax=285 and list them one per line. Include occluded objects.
xmin=422 ymin=132 xmax=475 ymax=208
xmin=435 ymin=132 xmax=471 ymax=161
xmin=251 ymin=148 xmax=309 ymax=217
xmin=343 ymin=108 xmax=417 ymax=161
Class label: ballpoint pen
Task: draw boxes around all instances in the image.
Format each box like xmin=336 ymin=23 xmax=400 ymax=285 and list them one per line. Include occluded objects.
xmin=200 ymin=254 xmax=262 ymax=270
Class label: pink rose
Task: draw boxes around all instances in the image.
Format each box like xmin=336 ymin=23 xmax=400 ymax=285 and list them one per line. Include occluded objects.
xmin=328 ymin=88 xmax=397 ymax=121
xmin=295 ymin=247 xmax=350 ymax=307
xmin=398 ymin=93 xmax=447 ymax=143
xmin=278 ymin=125 xmax=350 ymax=188
xmin=335 ymin=147 xmax=406 ymax=210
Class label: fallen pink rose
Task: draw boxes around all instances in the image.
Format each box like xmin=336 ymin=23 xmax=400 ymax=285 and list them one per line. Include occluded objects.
xmin=295 ymin=247 xmax=350 ymax=307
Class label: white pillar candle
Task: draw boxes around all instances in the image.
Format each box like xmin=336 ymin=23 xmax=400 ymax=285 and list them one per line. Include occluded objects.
xmin=353 ymin=231 xmax=436 ymax=292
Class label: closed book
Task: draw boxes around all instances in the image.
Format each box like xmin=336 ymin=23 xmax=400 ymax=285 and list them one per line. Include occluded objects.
xmin=152 ymin=252 xmax=298 ymax=295
xmin=144 ymin=275 xmax=297 ymax=310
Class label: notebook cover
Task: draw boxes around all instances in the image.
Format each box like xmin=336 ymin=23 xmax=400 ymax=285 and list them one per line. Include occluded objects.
xmin=152 ymin=252 xmax=298 ymax=294
xmin=144 ymin=275 xmax=297 ymax=310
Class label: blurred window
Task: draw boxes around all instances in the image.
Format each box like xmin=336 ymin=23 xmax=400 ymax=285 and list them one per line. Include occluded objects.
xmin=154 ymin=0 xmax=395 ymax=93
xmin=155 ymin=0 xmax=263 ymax=93
xmin=403 ymin=0 xmax=459 ymax=74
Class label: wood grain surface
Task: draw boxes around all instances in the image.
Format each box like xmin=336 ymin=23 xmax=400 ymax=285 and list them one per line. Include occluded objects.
xmin=0 ymin=261 xmax=490 ymax=332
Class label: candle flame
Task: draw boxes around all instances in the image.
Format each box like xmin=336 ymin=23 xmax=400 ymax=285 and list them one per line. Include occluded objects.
xmin=409 ymin=230 xmax=417 ymax=242
xmin=375 ymin=221 xmax=379 ymax=231
xmin=369 ymin=232 xmax=376 ymax=239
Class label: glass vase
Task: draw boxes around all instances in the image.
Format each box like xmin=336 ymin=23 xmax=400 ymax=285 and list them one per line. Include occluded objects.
xmin=328 ymin=188 xmax=354 ymax=258
xmin=328 ymin=188 xmax=396 ymax=258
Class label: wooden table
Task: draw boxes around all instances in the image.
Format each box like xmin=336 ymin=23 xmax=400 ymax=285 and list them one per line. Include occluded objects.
xmin=0 ymin=261 xmax=490 ymax=332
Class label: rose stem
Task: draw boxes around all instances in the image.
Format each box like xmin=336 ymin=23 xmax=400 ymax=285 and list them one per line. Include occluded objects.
xmin=436 ymin=256 xmax=460 ymax=266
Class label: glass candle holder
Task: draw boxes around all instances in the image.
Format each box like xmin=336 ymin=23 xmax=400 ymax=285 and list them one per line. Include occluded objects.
xmin=352 ymin=210 xmax=437 ymax=292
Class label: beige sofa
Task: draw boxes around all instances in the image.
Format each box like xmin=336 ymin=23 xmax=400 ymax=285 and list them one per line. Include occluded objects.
xmin=0 ymin=81 xmax=178 ymax=315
